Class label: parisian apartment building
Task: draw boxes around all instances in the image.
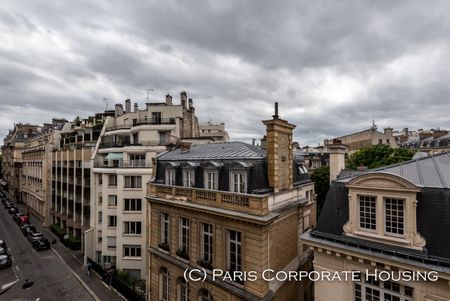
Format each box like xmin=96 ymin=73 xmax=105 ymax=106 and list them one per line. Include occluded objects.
xmin=51 ymin=113 xmax=111 ymax=240
xmin=145 ymin=108 xmax=316 ymax=301
xmin=302 ymin=140 xmax=450 ymax=301
xmin=84 ymin=92 xmax=228 ymax=281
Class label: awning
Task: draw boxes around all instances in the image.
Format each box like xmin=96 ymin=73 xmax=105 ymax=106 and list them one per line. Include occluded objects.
xmin=106 ymin=153 xmax=123 ymax=160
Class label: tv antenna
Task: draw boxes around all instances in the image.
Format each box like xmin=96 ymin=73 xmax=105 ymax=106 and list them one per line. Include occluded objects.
xmin=103 ymin=98 xmax=111 ymax=110
xmin=139 ymin=88 xmax=154 ymax=101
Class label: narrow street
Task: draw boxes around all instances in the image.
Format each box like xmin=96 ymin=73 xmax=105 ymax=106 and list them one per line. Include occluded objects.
xmin=0 ymin=198 xmax=94 ymax=301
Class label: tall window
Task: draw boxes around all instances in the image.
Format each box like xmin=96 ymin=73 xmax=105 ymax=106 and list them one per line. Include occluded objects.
xmin=98 ymin=211 xmax=102 ymax=224
xmin=129 ymin=154 xmax=145 ymax=167
xmin=166 ymin=169 xmax=176 ymax=186
xmin=200 ymin=289 xmax=213 ymax=301
xmin=107 ymin=195 xmax=117 ymax=207
xmin=108 ymin=174 xmax=117 ymax=187
xmin=182 ymin=169 xmax=195 ymax=187
xmin=385 ymin=198 xmax=404 ymax=235
xmin=201 ymin=223 xmax=213 ymax=264
xmin=123 ymin=221 xmax=141 ymax=234
xmin=161 ymin=213 xmax=170 ymax=246
xmin=108 ymin=215 xmax=117 ymax=227
xmin=98 ymin=174 xmax=102 ymax=185
xmin=124 ymin=198 xmax=142 ymax=211
xmin=230 ymin=171 xmax=246 ymax=193
xmin=123 ymin=245 xmax=141 ymax=257
xmin=228 ymin=230 xmax=242 ymax=274
xmin=359 ymin=195 xmax=376 ymax=230
xmin=159 ymin=268 xmax=170 ymax=301
xmin=355 ymin=275 xmax=413 ymax=301
xmin=205 ymin=170 xmax=218 ymax=190
xmin=178 ymin=278 xmax=189 ymax=301
xmin=124 ymin=176 xmax=141 ymax=188
xmin=179 ymin=217 xmax=190 ymax=255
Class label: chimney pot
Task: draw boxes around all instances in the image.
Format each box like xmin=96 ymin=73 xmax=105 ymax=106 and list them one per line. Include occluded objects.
xmin=272 ymin=102 xmax=279 ymax=119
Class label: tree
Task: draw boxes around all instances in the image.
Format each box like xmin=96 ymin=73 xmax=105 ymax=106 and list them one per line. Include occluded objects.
xmin=347 ymin=144 xmax=416 ymax=170
xmin=310 ymin=165 xmax=330 ymax=217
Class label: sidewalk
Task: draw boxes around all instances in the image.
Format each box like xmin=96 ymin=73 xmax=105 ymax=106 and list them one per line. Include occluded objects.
xmin=2 ymin=189 xmax=124 ymax=301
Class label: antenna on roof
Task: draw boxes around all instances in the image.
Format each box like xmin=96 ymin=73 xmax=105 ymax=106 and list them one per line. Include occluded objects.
xmin=139 ymin=88 xmax=154 ymax=101
xmin=371 ymin=119 xmax=377 ymax=130
xmin=103 ymin=98 xmax=111 ymax=110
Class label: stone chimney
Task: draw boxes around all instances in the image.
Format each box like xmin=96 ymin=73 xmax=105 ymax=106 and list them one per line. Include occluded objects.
xmin=166 ymin=93 xmax=173 ymax=106
xmin=115 ymin=104 xmax=124 ymax=117
xmin=326 ymin=139 xmax=348 ymax=183
xmin=384 ymin=127 xmax=393 ymax=136
xmin=180 ymin=91 xmax=187 ymax=108
xmin=262 ymin=102 xmax=296 ymax=192
xmin=125 ymin=99 xmax=131 ymax=113
xmin=188 ymin=98 xmax=193 ymax=110
xmin=134 ymin=103 xmax=139 ymax=112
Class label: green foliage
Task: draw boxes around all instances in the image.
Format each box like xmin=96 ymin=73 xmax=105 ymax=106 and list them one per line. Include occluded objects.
xmin=310 ymin=165 xmax=330 ymax=217
xmin=347 ymin=145 xmax=416 ymax=170
xmin=50 ymin=223 xmax=66 ymax=238
xmin=115 ymin=269 xmax=142 ymax=288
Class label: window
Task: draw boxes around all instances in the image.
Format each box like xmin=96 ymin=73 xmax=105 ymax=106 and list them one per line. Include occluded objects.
xmin=124 ymin=221 xmax=142 ymax=235
xmin=201 ymin=223 xmax=213 ymax=264
xmin=106 ymin=236 xmax=116 ymax=249
xmin=230 ymin=171 xmax=246 ymax=193
xmin=159 ymin=268 xmax=170 ymax=301
xmin=123 ymin=245 xmax=141 ymax=257
xmin=387 ymin=139 xmax=390 ymax=144
xmin=108 ymin=215 xmax=117 ymax=227
xmin=179 ymin=217 xmax=190 ymax=255
xmin=129 ymin=154 xmax=145 ymax=167
xmin=182 ymin=169 xmax=195 ymax=187
xmin=178 ymin=278 xmax=190 ymax=301
xmin=159 ymin=131 xmax=167 ymax=145
xmin=200 ymin=289 xmax=213 ymax=301
xmin=108 ymin=174 xmax=117 ymax=186
xmin=98 ymin=194 xmax=103 ymax=204
xmin=359 ymin=195 xmax=376 ymax=230
xmin=107 ymin=195 xmax=117 ymax=207
xmin=354 ymin=276 xmax=413 ymax=301
xmin=298 ymin=164 xmax=308 ymax=174
xmin=378 ymin=139 xmax=383 ymax=145
xmin=204 ymin=170 xmax=218 ymax=190
xmin=161 ymin=213 xmax=170 ymax=246
xmin=98 ymin=211 xmax=102 ymax=224
xmin=124 ymin=176 xmax=142 ymax=188
xmin=165 ymin=169 xmax=176 ymax=186
xmin=152 ymin=112 xmax=162 ymax=124
xmin=124 ymin=199 xmax=142 ymax=211
xmin=385 ymin=198 xmax=404 ymax=235
xmin=228 ymin=230 xmax=242 ymax=274
xmin=98 ymin=174 xmax=102 ymax=185
xmin=97 ymin=231 xmax=102 ymax=243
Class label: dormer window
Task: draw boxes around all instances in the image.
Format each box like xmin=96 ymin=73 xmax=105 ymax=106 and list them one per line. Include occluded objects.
xmin=165 ymin=169 xmax=176 ymax=186
xmin=205 ymin=170 xmax=218 ymax=190
xmin=359 ymin=195 xmax=376 ymax=231
xmin=230 ymin=171 xmax=247 ymax=193
xmin=385 ymin=198 xmax=404 ymax=235
xmin=182 ymin=169 xmax=195 ymax=187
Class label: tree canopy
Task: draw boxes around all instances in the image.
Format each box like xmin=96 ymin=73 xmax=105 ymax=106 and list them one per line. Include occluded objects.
xmin=347 ymin=144 xmax=416 ymax=170
xmin=310 ymin=165 xmax=330 ymax=218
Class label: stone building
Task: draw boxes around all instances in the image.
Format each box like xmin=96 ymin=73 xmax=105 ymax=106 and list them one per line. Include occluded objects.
xmin=199 ymin=122 xmax=229 ymax=142
xmin=51 ymin=114 xmax=106 ymax=240
xmin=86 ymin=92 xmax=226 ymax=282
xmin=1 ymin=124 xmax=39 ymax=202
xmin=326 ymin=125 xmax=397 ymax=153
xmin=21 ymin=121 xmax=65 ymax=226
xmin=146 ymin=107 xmax=316 ymax=301
xmin=302 ymin=151 xmax=450 ymax=300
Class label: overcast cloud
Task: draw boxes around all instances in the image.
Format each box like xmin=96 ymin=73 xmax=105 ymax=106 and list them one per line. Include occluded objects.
xmin=1 ymin=0 xmax=450 ymax=146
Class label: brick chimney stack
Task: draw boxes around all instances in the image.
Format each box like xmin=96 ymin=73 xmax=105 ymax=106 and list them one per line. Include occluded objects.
xmin=326 ymin=139 xmax=348 ymax=183
xmin=262 ymin=102 xmax=296 ymax=192
xmin=125 ymin=99 xmax=131 ymax=113
xmin=180 ymin=91 xmax=187 ymax=108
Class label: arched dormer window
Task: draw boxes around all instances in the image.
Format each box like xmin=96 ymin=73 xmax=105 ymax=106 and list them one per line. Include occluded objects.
xmin=343 ymin=172 xmax=426 ymax=250
xmin=181 ymin=162 xmax=199 ymax=188
xmin=228 ymin=161 xmax=251 ymax=193
xmin=202 ymin=161 xmax=222 ymax=190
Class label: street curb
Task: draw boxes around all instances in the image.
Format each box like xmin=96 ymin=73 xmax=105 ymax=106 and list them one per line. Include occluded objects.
xmin=51 ymin=247 xmax=100 ymax=301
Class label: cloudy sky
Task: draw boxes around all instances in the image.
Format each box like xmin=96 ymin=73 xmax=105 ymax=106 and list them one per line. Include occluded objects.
xmin=1 ymin=0 xmax=450 ymax=146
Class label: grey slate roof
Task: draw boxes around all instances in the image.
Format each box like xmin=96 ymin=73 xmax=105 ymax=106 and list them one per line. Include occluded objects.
xmin=157 ymin=142 xmax=266 ymax=161
xmin=337 ymin=152 xmax=450 ymax=189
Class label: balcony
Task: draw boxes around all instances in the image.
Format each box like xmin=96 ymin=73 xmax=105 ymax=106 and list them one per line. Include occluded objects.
xmin=148 ymin=183 xmax=269 ymax=216
xmin=105 ymin=124 xmax=132 ymax=132
xmin=134 ymin=117 xmax=175 ymax=126
xmin=94 ymin=160 xmax=152 ymax=168
xmin=99 ymin=140 xmax=165 ymax=149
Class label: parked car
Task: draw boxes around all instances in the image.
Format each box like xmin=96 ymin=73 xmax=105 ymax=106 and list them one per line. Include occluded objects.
xmin=0 ymin=240 xmax=7 ymax=255
xmin=0 ymin=254 xmax=11 ymax=269
xmin=21 ymin=224 xmax=37 ymax=236
xmin=32 ymin=237 xmax=50 ymax=251
xmin=3 ymin=201 xmax=13 ymax=209
xmin=8 ymin=207 xmax=18 ymax=214
xmin=16 ymin=215 xmax=29 ymax=226
xmin=27 ymin=232 xmax=43 ymax=243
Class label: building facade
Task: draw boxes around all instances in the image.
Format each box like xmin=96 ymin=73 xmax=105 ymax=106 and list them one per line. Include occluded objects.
xmin=1 ymin=124 xmax=39 ymax=201
xmin=303 ymin=152 xmax=450 ymax=301
xmin=87 ymin=92 xmax=219 ymax=282
xmin=146 ymin=109 xmax=316 ymax=301
xmin=51 ymin=115 xmax=105 ymax=240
